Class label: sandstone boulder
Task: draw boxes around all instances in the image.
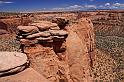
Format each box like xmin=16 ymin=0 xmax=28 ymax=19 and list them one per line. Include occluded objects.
xmin=20 ymin=39 xmax=38 ymax=45
xmin=52 ymin=17 xmax=69 ymax=29
xmin=36 ymin=37 xmax=52 ymax=42
xmin=49 ymin=30 xmax=68 ymax=36
xmin=50 ymin=26 xmax=60 ymax=30
xmin=30 ymin=21 xmax=59 ymax=31
xmin=26 ymin=31 xmax=51 ymax=39
xmin=17 ymin=26 xmax=39 ymax=33
xmin=0 ymin=52 xmax=28 ymax=76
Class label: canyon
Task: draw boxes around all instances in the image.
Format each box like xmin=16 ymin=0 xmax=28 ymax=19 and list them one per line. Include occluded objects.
xmin=0 ymin=10 xmax=124 ymax=82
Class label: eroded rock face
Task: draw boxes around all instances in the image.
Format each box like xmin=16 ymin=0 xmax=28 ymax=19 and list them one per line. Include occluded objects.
xmin=0 ymin=17 xmax=32 ymax=34
xmin=17 ymin=20 xmax=69 ymax=82
xmin=65 ymin=18 xmax=95 ymax=82
xmin=17 ymin=18 xmax=95 ymax=82
xmin=52 ymin=17 xmax=69 ymax=29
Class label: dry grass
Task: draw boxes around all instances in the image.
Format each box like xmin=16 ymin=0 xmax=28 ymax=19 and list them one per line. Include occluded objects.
xmin=0 ymin=34 xmax=21 ymax=52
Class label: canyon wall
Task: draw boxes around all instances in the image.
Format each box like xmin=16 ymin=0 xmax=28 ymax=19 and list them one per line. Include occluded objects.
xmin=0 ymin=17 xmax=32 ymax=34
xmin=92 ymin=11 xmax=124 ymax=37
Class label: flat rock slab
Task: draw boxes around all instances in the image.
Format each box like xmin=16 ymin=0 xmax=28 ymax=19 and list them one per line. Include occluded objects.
xmin=49 ymin=30 xmax=68 ymax=36
xmin=26 ymin=31 xmax=51 ymax=39
xmin=17 ymin=26 xmax=39 ymax=33
xmin=0 ymin=68 xmax=51 ymax=82
xmin=30 ymin=21 xmax=59 ymax=30
xmin=0 ymin=52 xmax=28 ymax=76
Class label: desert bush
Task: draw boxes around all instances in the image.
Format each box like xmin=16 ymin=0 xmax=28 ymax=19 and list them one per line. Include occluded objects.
xmin=95 ymin=36 xmax=124 ymax=81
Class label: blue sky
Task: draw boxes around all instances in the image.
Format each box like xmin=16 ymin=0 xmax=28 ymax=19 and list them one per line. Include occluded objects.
xmin=0 ymin=0 xmax=124 ymax=12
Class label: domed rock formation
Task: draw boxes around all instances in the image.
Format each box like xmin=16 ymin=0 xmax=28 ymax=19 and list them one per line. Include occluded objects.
xmin=0 ymin=52 xmax=28 ymax=77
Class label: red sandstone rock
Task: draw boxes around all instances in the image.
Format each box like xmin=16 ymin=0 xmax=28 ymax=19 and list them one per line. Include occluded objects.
xmin=0 ymin=29 xmax=9 ymax=35
xmin=0 ymin=52 xmax=28 ymax=76
xmin=52 ymin=17 xmax=69 ymax=29
xmin=26 ymin=31 xmax=51 ymax=39
xmin=30 ymin=21 xmax=59 ymax=31
xmin=16 ymin=18 xmax=95 ymax=82
xmin=20 ymin=39 xmax=38 ymax=45
xmin=65 ymin=18 xmax=95 ymax=82
xmin=17 ymin=26 xmax=39 ymax=33
xmin=0 ymin=68 xmax=51 ymax=82
xmin=49 ymin=30 xmax=68 ymax=36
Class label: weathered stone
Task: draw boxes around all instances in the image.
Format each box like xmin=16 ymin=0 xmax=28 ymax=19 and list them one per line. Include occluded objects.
xmin=17 ymin=26 xmax=39 ymax=33
xmin=53 ymin=36 xmax=65 ymax=42
xmin=26 ymin=31 xmax=51 ymax=39
xmin=30 ymin=21 xmax=59 ymax=31
xmin=21 ymin=32 xmax=34 ymax=36
xmin=16 ymin=35 xmax=23 ymax=39
xmin=30 ymin=23 xmax=50 ymax=31
xmin=52 ymin=17 xmax=69 ymax=29
xmin=0 ymin=29 xmax=8 ymax=35
xmin=0 ymin=68 xmax=51 ymax=82
xmin=49 ymin=30 xmax=68 ymax=36
xmin=36 ymin=36 xmax=52 ymax=41
xmin=65 ymin=18 xmax=95 ymax=82
xmin=53 ymin=36 xmax=65 ymax=39
xmin=20 ymin=39 xmax=38 ymax=45
xmin=16 ymin=18 xmax=95 ymax=82
xmin=0 ymin=52 xmax=28 ymax=76
xmin=50 ymin=26 xmax=60 ymax=30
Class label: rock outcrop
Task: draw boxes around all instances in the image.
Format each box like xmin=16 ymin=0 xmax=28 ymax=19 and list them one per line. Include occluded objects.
xmin=65 ymin=18 xmax=95 ymax=82
xmin=16 ymin=17 xmax=95 ymax=82
xmin=17 ymin=20 xmax=69 ymax=82
xmin=0 ymin=17 xmax=32 ymax=34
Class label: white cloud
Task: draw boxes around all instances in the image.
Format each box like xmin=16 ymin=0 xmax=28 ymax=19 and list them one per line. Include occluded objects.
xmin=105 ymin=3 xmax=111 ymax=6
xmin=51 ymin=2 xmax=124 ymax=11
xmin=113 ymin=3 xmax=124 ymax=7
xmin=52 ymin=5 xmax=83 ymax=11
xmin=52 ymin=4 xmax=98 ymax=11
xmin=85 ymin=5 xmax=97 ymax=9
xmin=0 ymin=1 xmax=14 ymax=4
xmin=66 ymin=5 xmax=83 ymax=9
xmin=52 ymin=7 xmax=65 ymax=10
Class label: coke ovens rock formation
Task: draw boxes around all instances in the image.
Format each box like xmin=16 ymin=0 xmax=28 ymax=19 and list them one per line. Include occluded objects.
xmin=16 ymin=17 xmax=95 ymax=82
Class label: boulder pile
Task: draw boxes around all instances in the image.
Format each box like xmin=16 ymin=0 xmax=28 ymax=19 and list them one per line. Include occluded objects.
xmin=17 ymin=21 xmax=68 ymax=47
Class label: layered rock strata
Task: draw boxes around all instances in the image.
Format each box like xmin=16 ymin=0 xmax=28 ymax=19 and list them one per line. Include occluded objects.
xmin=17 ymin=18 xmax=95 ymax=82
xmin=17 ymin=20 xmax=69 ymax=82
